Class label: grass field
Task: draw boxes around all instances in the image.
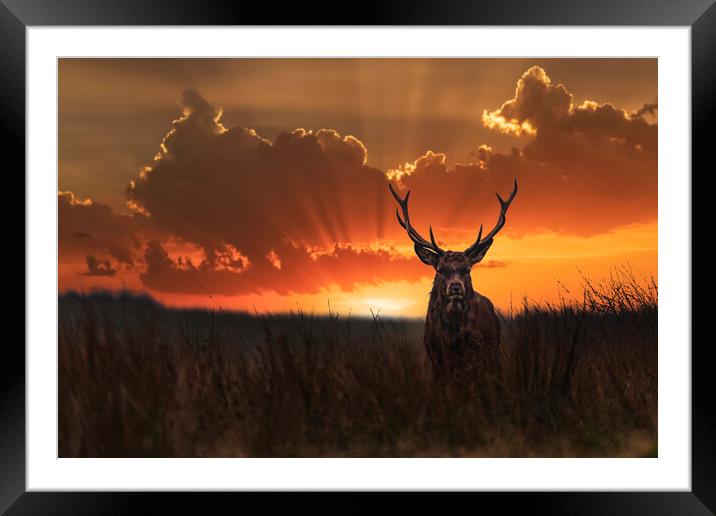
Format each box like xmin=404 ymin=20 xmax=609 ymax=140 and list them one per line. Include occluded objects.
xmin=58 ymin=269 xmax=657 ymax=457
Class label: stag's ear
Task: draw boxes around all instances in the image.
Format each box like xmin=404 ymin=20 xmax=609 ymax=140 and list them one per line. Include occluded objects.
xmin=414 ymin=244 xmax=440 ymax=267
xmin=467 ymin=240 xmax=493 ymax=265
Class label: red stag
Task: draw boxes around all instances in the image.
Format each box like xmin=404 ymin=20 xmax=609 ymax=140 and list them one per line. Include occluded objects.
xmin=389 ymin=180 xmax=518 ymax=382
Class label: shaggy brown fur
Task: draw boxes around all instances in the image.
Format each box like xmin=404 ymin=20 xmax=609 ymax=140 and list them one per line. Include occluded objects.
xmin=424 ymin=252 xmax=501 ymax=383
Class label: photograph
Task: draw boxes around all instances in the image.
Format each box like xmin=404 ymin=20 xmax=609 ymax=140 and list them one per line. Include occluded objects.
xmin=1 ymin=0 xmax=710 ymax=505
xmin=57 ymin=57 xmax=659 ymax=459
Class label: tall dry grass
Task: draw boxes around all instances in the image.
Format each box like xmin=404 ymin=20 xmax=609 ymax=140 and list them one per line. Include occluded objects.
xmin=59 ymin=267 xmax=657 ymax=457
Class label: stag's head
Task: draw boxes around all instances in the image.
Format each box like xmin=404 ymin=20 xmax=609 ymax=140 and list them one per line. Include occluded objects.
xmin=389 ymin=180 xmax=517 ymax=309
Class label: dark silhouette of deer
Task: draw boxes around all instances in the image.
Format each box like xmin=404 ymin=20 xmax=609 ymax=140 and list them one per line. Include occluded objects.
xmin=389 ymin=180 xmax=517 ymax=383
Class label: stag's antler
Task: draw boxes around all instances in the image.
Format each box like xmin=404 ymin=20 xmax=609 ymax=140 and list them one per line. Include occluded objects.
xmin=389 ymin=183 xmax=445 ymax=257
xmin=464 ymin=179 xmax=518 ymax=258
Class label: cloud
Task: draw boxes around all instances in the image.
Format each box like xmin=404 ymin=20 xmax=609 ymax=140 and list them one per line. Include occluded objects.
xmin=139 ymin=240 xmax=427 ymax=296
xmin=83 ymin=255 xmax=117 ymax=277
xmin=393 ymin=66 xmax=657 ymax=238
xmin=481 ymin=260 xmax=509 ymax=269
xmin=632 ymin=102 xmax=658 ymax=119
xmin=481 ymin=66 xmax=571 ymax=136
xmin=59 ymin=191 xmax=147 ymax=265
xmin=480 ymin=66 xmax=657 ymax=157
xmin=127 ymin=90 xmax=389 ymax=267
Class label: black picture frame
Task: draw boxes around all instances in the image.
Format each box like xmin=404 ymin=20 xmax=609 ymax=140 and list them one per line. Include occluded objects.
xmin=4 ymin=1 xmax=713 ymax=513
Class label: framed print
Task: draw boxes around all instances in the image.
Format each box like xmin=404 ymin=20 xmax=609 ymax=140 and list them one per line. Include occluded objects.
xmin=5 ymin=0 xmax=714 ymax=513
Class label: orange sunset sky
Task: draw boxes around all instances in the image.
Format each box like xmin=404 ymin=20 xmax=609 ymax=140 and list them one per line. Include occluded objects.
xmin=58 ymin=58 xmax=657 ymax=317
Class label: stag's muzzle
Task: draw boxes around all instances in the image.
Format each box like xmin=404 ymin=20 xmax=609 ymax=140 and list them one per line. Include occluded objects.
xmin=448 ymin=282 xmax=465 ymax=297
